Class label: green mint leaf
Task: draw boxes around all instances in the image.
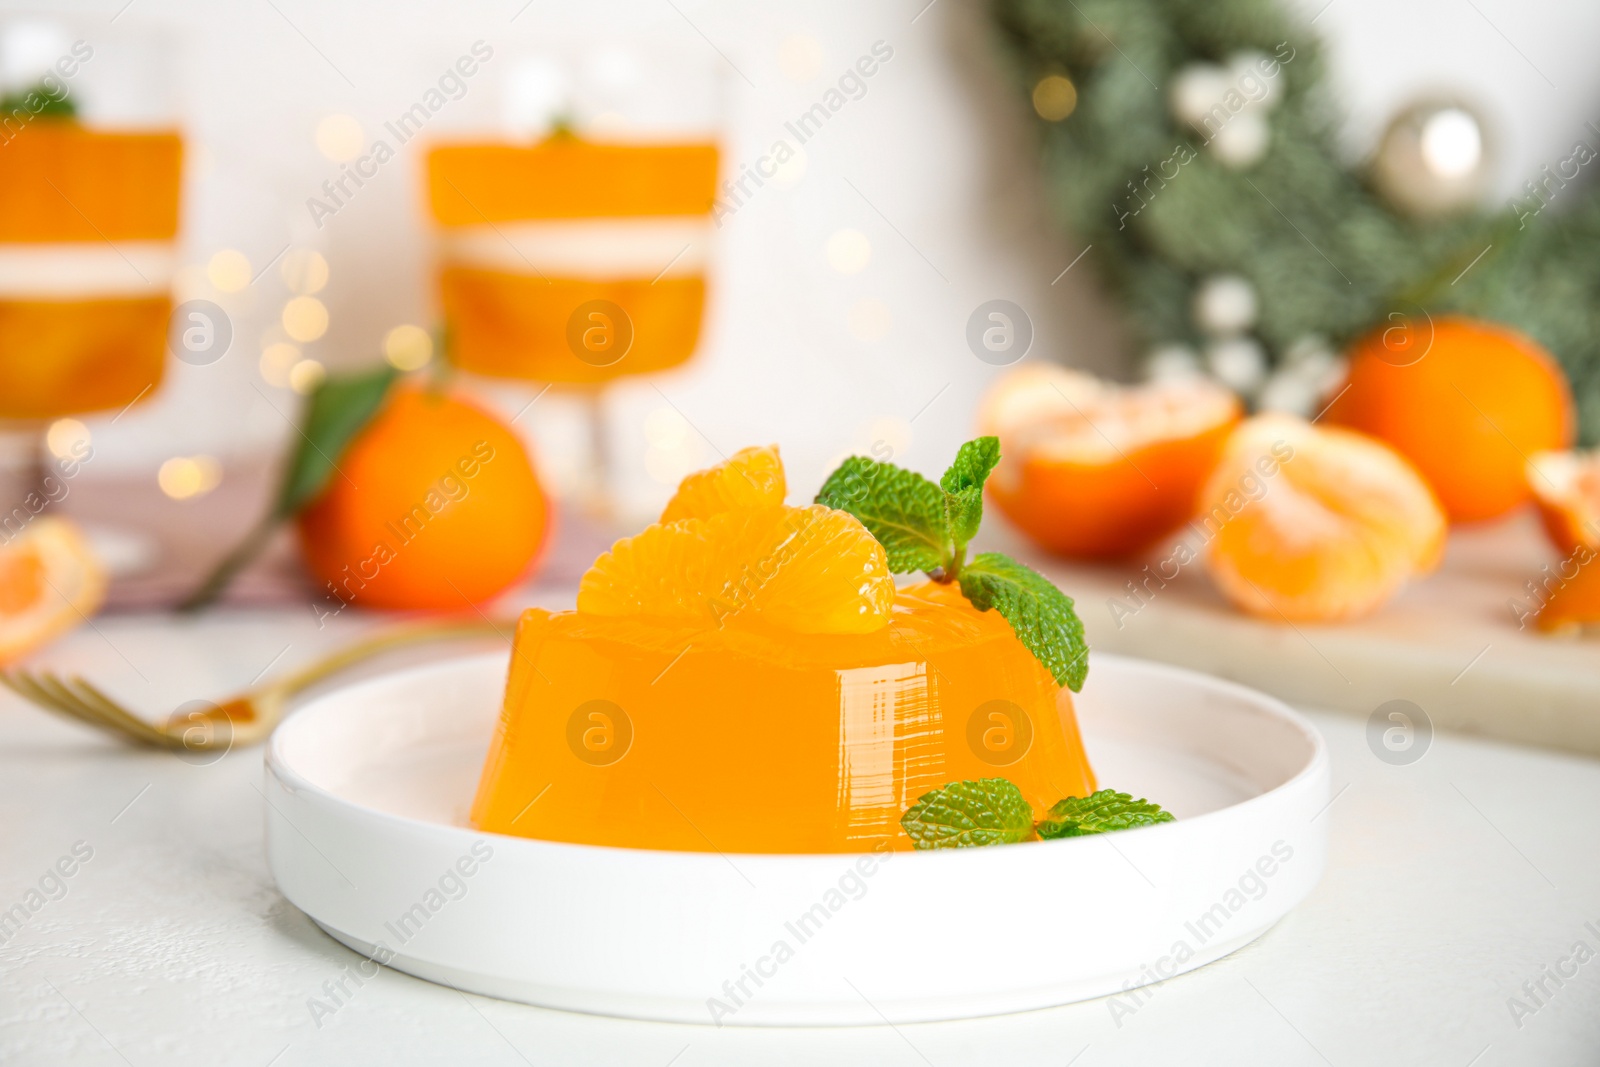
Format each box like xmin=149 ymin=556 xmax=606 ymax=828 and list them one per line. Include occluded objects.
xmin=941 ymin=436 xmax=1000 ymax=561
xmin=275 ymin=364 xmax=400 ymax=518
xmin=958 ymin=552 xmax=1089 ymax=691
xmin=944 ymin=485 xmax=984 ymax=554
xmin=0 ymin=80 xmax=77 ymax=119
xmin=816 ymin=455 xmax=948 ymax=573
xmin=940 ymin=437 xmax=1000 ymax=552
xmin=1035 ymin=790 xmax=1175 ymax=838
xmin=939 ymin=436 xmax=1001 ymax=495
xmin=901 ymin=778 xmax=1035 ymax=849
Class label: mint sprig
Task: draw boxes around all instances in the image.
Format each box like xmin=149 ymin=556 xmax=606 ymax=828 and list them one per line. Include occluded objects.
xmin=901 ymin=780 xmax=1175 ymax=849
xmin=815 ymin=457 xmax=947 ymax=572
xmin=900 ymin=778 xmax=1035 ymax=848
xmin=959 ymin=553 xmax=1088 ymax=693
xmin=816 ymin=436 xmax=1089 ymax=691
xmin=1035 ymin=790 xmax=1176 ymax=839
xmin=939 ymin=436 xmax=999 ymax=555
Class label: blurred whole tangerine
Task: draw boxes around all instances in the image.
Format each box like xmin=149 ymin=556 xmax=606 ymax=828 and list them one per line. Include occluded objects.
xmin=1324 ymin=316 xmax=1574 ymax=523
xmin=978 ymin=366 xmax=1241 ymax=559
xmin=297 ymin=386 xmax=549 ymax=611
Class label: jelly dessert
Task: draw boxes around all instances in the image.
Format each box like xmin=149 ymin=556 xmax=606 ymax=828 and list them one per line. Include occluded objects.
xmin=471 ymin=445 xmax=1097 ymax=854
xmin=426 ymin=138 xmax=719 ymax=386
xmin=0 ymin=122 xmax=181 ymax=419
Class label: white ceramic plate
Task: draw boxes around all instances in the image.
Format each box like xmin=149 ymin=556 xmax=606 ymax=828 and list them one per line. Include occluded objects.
xmin=265 ymin=652 xmax=1328 ymax=1026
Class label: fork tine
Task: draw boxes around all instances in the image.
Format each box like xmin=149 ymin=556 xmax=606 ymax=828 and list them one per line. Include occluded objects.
xmin=0 ymin=670 xmax=118 ymax=733
xmin=53 ymin=675 xmax=185 ymax=749
xmin=4 ymin=670 xmax=167 ymax=750
xmin=25 ymin=671 xmax=174 ymax=747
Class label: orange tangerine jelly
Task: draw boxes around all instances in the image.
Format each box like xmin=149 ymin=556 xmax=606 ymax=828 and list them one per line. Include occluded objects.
xmin=426 ymin=137 xmax=718 ymax=386
xmin=470 ymin=581 xmax=1095 ymax=854
xmin=438 ymin=269 xmax=705 ymax=387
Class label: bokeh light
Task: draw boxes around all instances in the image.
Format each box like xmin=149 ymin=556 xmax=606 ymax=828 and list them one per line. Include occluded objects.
xmin=282 ymin=296 xmax=329 ymax=342
xmin=315 ymin=114 xmax=364 ymax=163
xmin=288 ymin=358 xmax=327 ymax=394
xmin=383 ymin=324 xmax=433 ymax=371
xmin=1032 ymin=74 xmax=1078 ymax=121
xmin=826 ymin=229 xmax=872 ymax=274
xmin=259 ymin=342 xmax=301 ymax=387
xmin=46 ymin=418 xmax=90 ymax=460
xmin=206 ymin=249 xmax=251 ymax=293
xmin=280 ymin=248 xmax=329 ymax=294
xmin=158 ymin=455 xmax=222 ymax=500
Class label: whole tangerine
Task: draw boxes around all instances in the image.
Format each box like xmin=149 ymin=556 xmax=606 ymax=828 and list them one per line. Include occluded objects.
xmin=297 ymin=386 xmax=549 ymax=611
xmin=1325 ymin=316 xmax=1574 ymax=523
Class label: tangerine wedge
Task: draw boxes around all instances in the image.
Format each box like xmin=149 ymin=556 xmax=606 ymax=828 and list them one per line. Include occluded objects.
xmin=578 ymin=504 xmax=894 ymax=634
xmin=0 ymin=518 xmax=107 ymax=664
xmin=1528 ymin=450 xmax=1600 ymax=556
xmin=1526 ymin=449 xmax=1600 ymax=633
xmin=1531 ymin=551 xmax=1600 ymax=634
xmin=979 ymin=365 xmax=1240 ymax=559
xmin=659 ymin=444 xmax=786 ymax=523
xmin=1199 ymin=416 xmax=1446 ymax=621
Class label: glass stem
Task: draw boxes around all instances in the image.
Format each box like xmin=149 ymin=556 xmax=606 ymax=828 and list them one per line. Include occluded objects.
xmin=583 ymin=387 xmax=612 ymax=518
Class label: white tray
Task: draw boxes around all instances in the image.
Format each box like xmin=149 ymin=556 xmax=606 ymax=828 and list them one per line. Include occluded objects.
xmin=264 ymin=651 xmax=1328 ymax=1026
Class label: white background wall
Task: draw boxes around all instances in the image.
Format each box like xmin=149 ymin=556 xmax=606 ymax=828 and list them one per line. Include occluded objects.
xmin=12 ymin=0 xmax=1600 ymax=517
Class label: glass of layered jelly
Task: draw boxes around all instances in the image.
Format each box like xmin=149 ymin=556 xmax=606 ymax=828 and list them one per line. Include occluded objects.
xmin=423 ymin=46 xmax=721 ymax=513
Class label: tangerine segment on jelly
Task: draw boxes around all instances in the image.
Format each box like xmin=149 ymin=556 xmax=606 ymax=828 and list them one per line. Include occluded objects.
xmin=471 ymin=444 xmax=1099 ymax=854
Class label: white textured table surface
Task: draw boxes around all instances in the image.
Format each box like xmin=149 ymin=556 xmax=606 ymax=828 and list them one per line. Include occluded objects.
xmin=2 ymin=611 xmax=1599 ymax=1067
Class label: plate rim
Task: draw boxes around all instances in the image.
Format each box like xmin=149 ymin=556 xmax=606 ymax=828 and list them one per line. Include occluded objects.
xmin=265 ymin=648 xmax=1328 ymax=863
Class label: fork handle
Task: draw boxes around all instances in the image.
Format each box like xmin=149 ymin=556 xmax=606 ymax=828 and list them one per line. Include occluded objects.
xmin=260 ymin=618 xmax=513 ymax=702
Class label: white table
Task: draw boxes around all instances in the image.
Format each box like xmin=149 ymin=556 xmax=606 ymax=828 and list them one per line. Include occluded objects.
xmin=2 ymin=611 xmax=1598 ymax=1066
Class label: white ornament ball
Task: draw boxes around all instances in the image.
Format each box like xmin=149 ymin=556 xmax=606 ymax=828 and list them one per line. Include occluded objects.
xmin=1206 ymin=337 xmax=1268 ymax=395
xmin=1282 ymin=335 xmax=1346 ymax=395
xmin=1257 ymin=370 xmax=1318 ymax=416
xmin=1192 ymin=274 xmax=1259 ymax=337
xmin=1210 ymin=111 xmax=1270 ymax=168
xmin=1143 ymin=343 xmax=1203 ymax=383
xmin=1227 ymin=51 xmax=1281 ymax=111
xmin=1169 ymin=63 xmax=1232 ymax=129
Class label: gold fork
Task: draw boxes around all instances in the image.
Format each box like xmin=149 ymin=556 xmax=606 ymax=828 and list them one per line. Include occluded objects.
xmin=0 ymin=619 xmax=510 ymax=751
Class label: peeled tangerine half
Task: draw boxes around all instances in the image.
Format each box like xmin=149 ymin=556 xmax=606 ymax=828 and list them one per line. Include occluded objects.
xmin=979 ymin=365 xmax=1240 ymax=559
xmin=0 ymin=518 xmax=107 ymax=663
xmin=1527 ymin=450 xmax=1600 ymax=633
xmin=472 ymin=446 xmax=1097 ymax=853
xmin=1199 ymin=416 xmax=1446 ymax=622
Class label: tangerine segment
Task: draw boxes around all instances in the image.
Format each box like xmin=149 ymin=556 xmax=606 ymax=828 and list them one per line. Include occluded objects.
xmin=1528 ymin=450 xmax=1600 ymax=555
xmin=979 ymin=365 xmax=1240 ymax=559
xmin=1201 ymin=416 xmax=1446 ymax=622
xmin=660 ymin=444 xmax=786 ymax=523
xmin=1326 ymin=316 xmax=1574 ymax=523
xmin=0 ymin=518 xmax=107 ymax=664
xmin=578 ymin=504 xmax=894 ymax=634
xmin=1533 ymin=549 xmax=1600 ymax=633
xmin=471 ymin=582 xmax=1095 ymax=853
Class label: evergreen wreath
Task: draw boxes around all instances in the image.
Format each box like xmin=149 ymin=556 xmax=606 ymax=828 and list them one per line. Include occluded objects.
xmin=991 ymin=0 xmax=1600 ymax=442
